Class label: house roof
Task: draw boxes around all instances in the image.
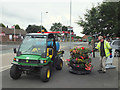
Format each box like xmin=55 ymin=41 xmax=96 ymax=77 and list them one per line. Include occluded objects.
xmin=82 ymin=35 xmax=89 ymax=39
xmin=0 ymin=27 xmax=27 ymax=35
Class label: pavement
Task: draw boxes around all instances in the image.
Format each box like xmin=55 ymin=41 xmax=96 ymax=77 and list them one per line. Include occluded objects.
xmin=0 ymin=42 xmax=119 ymax=89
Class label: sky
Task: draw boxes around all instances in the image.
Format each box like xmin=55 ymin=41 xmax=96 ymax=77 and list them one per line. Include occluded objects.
xmin=1 ymin=0 xmax=104 ymax=37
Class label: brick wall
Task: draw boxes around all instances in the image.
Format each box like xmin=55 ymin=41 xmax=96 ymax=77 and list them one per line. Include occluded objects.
xmin=1 ymin=35 xmax=22 ymax=42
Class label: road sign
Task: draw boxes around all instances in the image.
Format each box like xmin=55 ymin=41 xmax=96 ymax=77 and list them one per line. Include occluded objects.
xmin=68 ymin=27 xmax=73 ymax=31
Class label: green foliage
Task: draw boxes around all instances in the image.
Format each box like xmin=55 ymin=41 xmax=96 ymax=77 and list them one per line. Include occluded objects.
xmin=62 ymin=25 xmax=68 ymax=37
xmin=76 ymin=2 xmax=120 ymax=37
xmin=15 ymin=24 xmax=21 ymax=29
xmin=50 ymin=22 xmax=70 ymax=37
xmin=62 ymin=26 xmax=68 ymax=31
xmin=0 ymin=23 xmax=6 ymax=27
xmin=26 ymin=25 xmax=47 ymax=33
xmin=75 ymin=36 xmax=82 ymax=39
xmin=50 ymin=22 xmax=62 ymax=31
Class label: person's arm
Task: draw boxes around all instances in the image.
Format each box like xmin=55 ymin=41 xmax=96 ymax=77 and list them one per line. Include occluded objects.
xmin=93 ymin=42 xmax=99 ymax=52
xmin=106 ymin=41 xmax=112 ymax=58
xmin=93 ymin=48 xmax=98 ymax=52
xmin=109 ymin=49 xmax=112 ymax=53
xmin=106 ymin=41 xmax=112 ymax=52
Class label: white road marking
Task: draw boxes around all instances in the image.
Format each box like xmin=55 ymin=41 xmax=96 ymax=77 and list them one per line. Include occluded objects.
xmin=0 ymin=65 xmax=12 ymax=72
xmin=0 ymin=52 xmax=15 ymax=72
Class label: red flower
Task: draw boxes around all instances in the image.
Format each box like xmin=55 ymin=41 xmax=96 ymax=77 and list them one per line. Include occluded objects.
xmin=85 ymin=63 xmax=93 ymax=71
xmin=66 ymin=59 xmax=70 ymax=62
xmin=80 ymin=56 xmax=84 ymax=59
xmin=81 ymin=47 xmax=85 ymax=50
xmin=76 ymin=58 xmax=78 ymax=61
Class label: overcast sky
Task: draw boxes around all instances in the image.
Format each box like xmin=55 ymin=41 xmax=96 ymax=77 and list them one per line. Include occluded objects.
xmin=1 ymin=0 xmax=103 ymax=36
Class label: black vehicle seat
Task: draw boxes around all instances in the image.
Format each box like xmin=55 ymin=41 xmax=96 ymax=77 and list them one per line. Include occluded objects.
xmin=47 ymin=48 xmax=53 ymax=59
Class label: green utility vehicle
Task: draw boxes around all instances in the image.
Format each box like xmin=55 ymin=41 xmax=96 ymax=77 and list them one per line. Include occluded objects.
xmin=10 ymin=33 xmax=64 ymax=82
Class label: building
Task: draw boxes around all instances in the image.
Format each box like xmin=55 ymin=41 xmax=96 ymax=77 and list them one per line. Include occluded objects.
xmin=82 ymin=35 xmax=89 ymax=42
xmin=0 ymin=27 xmax=27 ymax=42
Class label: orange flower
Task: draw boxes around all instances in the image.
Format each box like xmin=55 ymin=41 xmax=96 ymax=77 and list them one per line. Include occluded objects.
xmin=73 ymin=50 xmax=76 ymax=53
xmin=80 ymin=56 xmax=84 ymax=59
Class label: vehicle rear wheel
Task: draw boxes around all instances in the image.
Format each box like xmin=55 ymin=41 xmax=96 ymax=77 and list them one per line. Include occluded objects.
xmin=40 ymin=66 xmax=51 ymax=82
xmin=10 ymin=65 xmax=22 ymax=80
xmin=56 ymin=59 xmax=63 ymax=70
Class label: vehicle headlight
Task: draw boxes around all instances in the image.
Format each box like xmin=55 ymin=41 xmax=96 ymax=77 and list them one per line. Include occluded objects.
xmin=13 ymin=58 xmax=19 ymax=62
xmin=40 ymin=60 xmax=47 ymax=63
xmin=40 ymin=60 xmax=44 ymax=63
xmin=16 ymin=59 xmax=19 ymax=62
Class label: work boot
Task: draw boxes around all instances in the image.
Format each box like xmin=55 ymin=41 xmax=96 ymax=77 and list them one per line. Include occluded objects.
xmin=97 ymin=70 xmax=102 ymax=71
xmin=97 ymin=70 xmax=102 ymax=73
xmin=102 ymin=68 xmax=106 ymax=73
xmin=102 ymin=70 xmax=106 ymax=73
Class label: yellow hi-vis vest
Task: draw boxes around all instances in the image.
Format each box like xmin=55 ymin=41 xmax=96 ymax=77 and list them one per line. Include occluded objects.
xmin=95 ymin=40 xmax=112 ymax=57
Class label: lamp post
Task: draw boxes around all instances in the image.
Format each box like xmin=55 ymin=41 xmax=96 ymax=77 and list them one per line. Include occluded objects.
xmin=41 ymin=12 xmax=48 ymax=31
xmin=69 ymin=0 xmax=72 ymax=49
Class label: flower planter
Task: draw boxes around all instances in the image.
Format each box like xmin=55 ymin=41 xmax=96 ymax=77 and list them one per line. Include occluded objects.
xmin=66 ymin=46 xmax=93 ymax=75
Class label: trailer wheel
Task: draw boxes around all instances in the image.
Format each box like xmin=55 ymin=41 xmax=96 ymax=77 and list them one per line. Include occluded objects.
xmin=56 ymin=59 xmax=63 ymax=70
xmin=10 ymin=65 xmax=22 ymax=80
xmin=40 ymin=66 xmax=51 ymax=82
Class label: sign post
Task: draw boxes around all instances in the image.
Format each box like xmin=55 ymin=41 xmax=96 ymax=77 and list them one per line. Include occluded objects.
xmin=12 ymin=25 xmax=16 ymax=42
xmin=68 ymin=26 xmax=73 ymax=49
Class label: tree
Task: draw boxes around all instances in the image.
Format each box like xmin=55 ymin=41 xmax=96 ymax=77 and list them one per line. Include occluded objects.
xmin=26 ymin=25 xmax=47 ymax=33
xmin=0 ymin=23 xmax=6 ymax=27
xmin=62 ymin=25 xmax=69 ymax=39
xmin=62 ymin=26 xmax=68 ymax=31
xmin=75 ymin=36 xmax=82 ymax=39
xmin=50 ymin=22 xmax=62 ymax=31
xmin=15 ymin=24 xmax=21 ymax=29
xmin=76 ymin=2 xmax=120 ymax=37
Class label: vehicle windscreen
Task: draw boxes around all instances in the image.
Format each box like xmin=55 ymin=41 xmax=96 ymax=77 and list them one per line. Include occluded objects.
xmin=18 ymin=35 xmax=47 ymax=55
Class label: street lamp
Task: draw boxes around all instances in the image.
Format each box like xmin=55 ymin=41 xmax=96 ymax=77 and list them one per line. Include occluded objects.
xmin=41 ymin=12 xmax=48 ymax=31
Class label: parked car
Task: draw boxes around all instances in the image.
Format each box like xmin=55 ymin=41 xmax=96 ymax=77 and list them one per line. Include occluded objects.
xmin=79 ymin=39 xmax=82 ymax=42
xmin=83 ymin=39 xmax=87 ymax=42
xmin=110 ymin=39 xmax=120 ymax=57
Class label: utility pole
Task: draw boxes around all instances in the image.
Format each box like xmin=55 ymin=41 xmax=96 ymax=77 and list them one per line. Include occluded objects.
xmin=70 ymin=0 xmax=72 ymax=49
xmin=41 ymin=12 xmax=48 ymax=31
xmin=41 ymin=12 xmax=42 ymax=31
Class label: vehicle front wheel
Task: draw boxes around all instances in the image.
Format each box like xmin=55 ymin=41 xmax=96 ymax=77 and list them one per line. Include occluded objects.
xmin=10 ymin=65 xmax=22 ymax=80
xmin=40 ymin=66 xmax=51 ymax=82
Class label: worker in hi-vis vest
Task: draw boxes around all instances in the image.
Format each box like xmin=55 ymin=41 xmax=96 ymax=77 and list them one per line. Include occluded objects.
xmin=93 ymin=36 xmax=112 ymax=73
